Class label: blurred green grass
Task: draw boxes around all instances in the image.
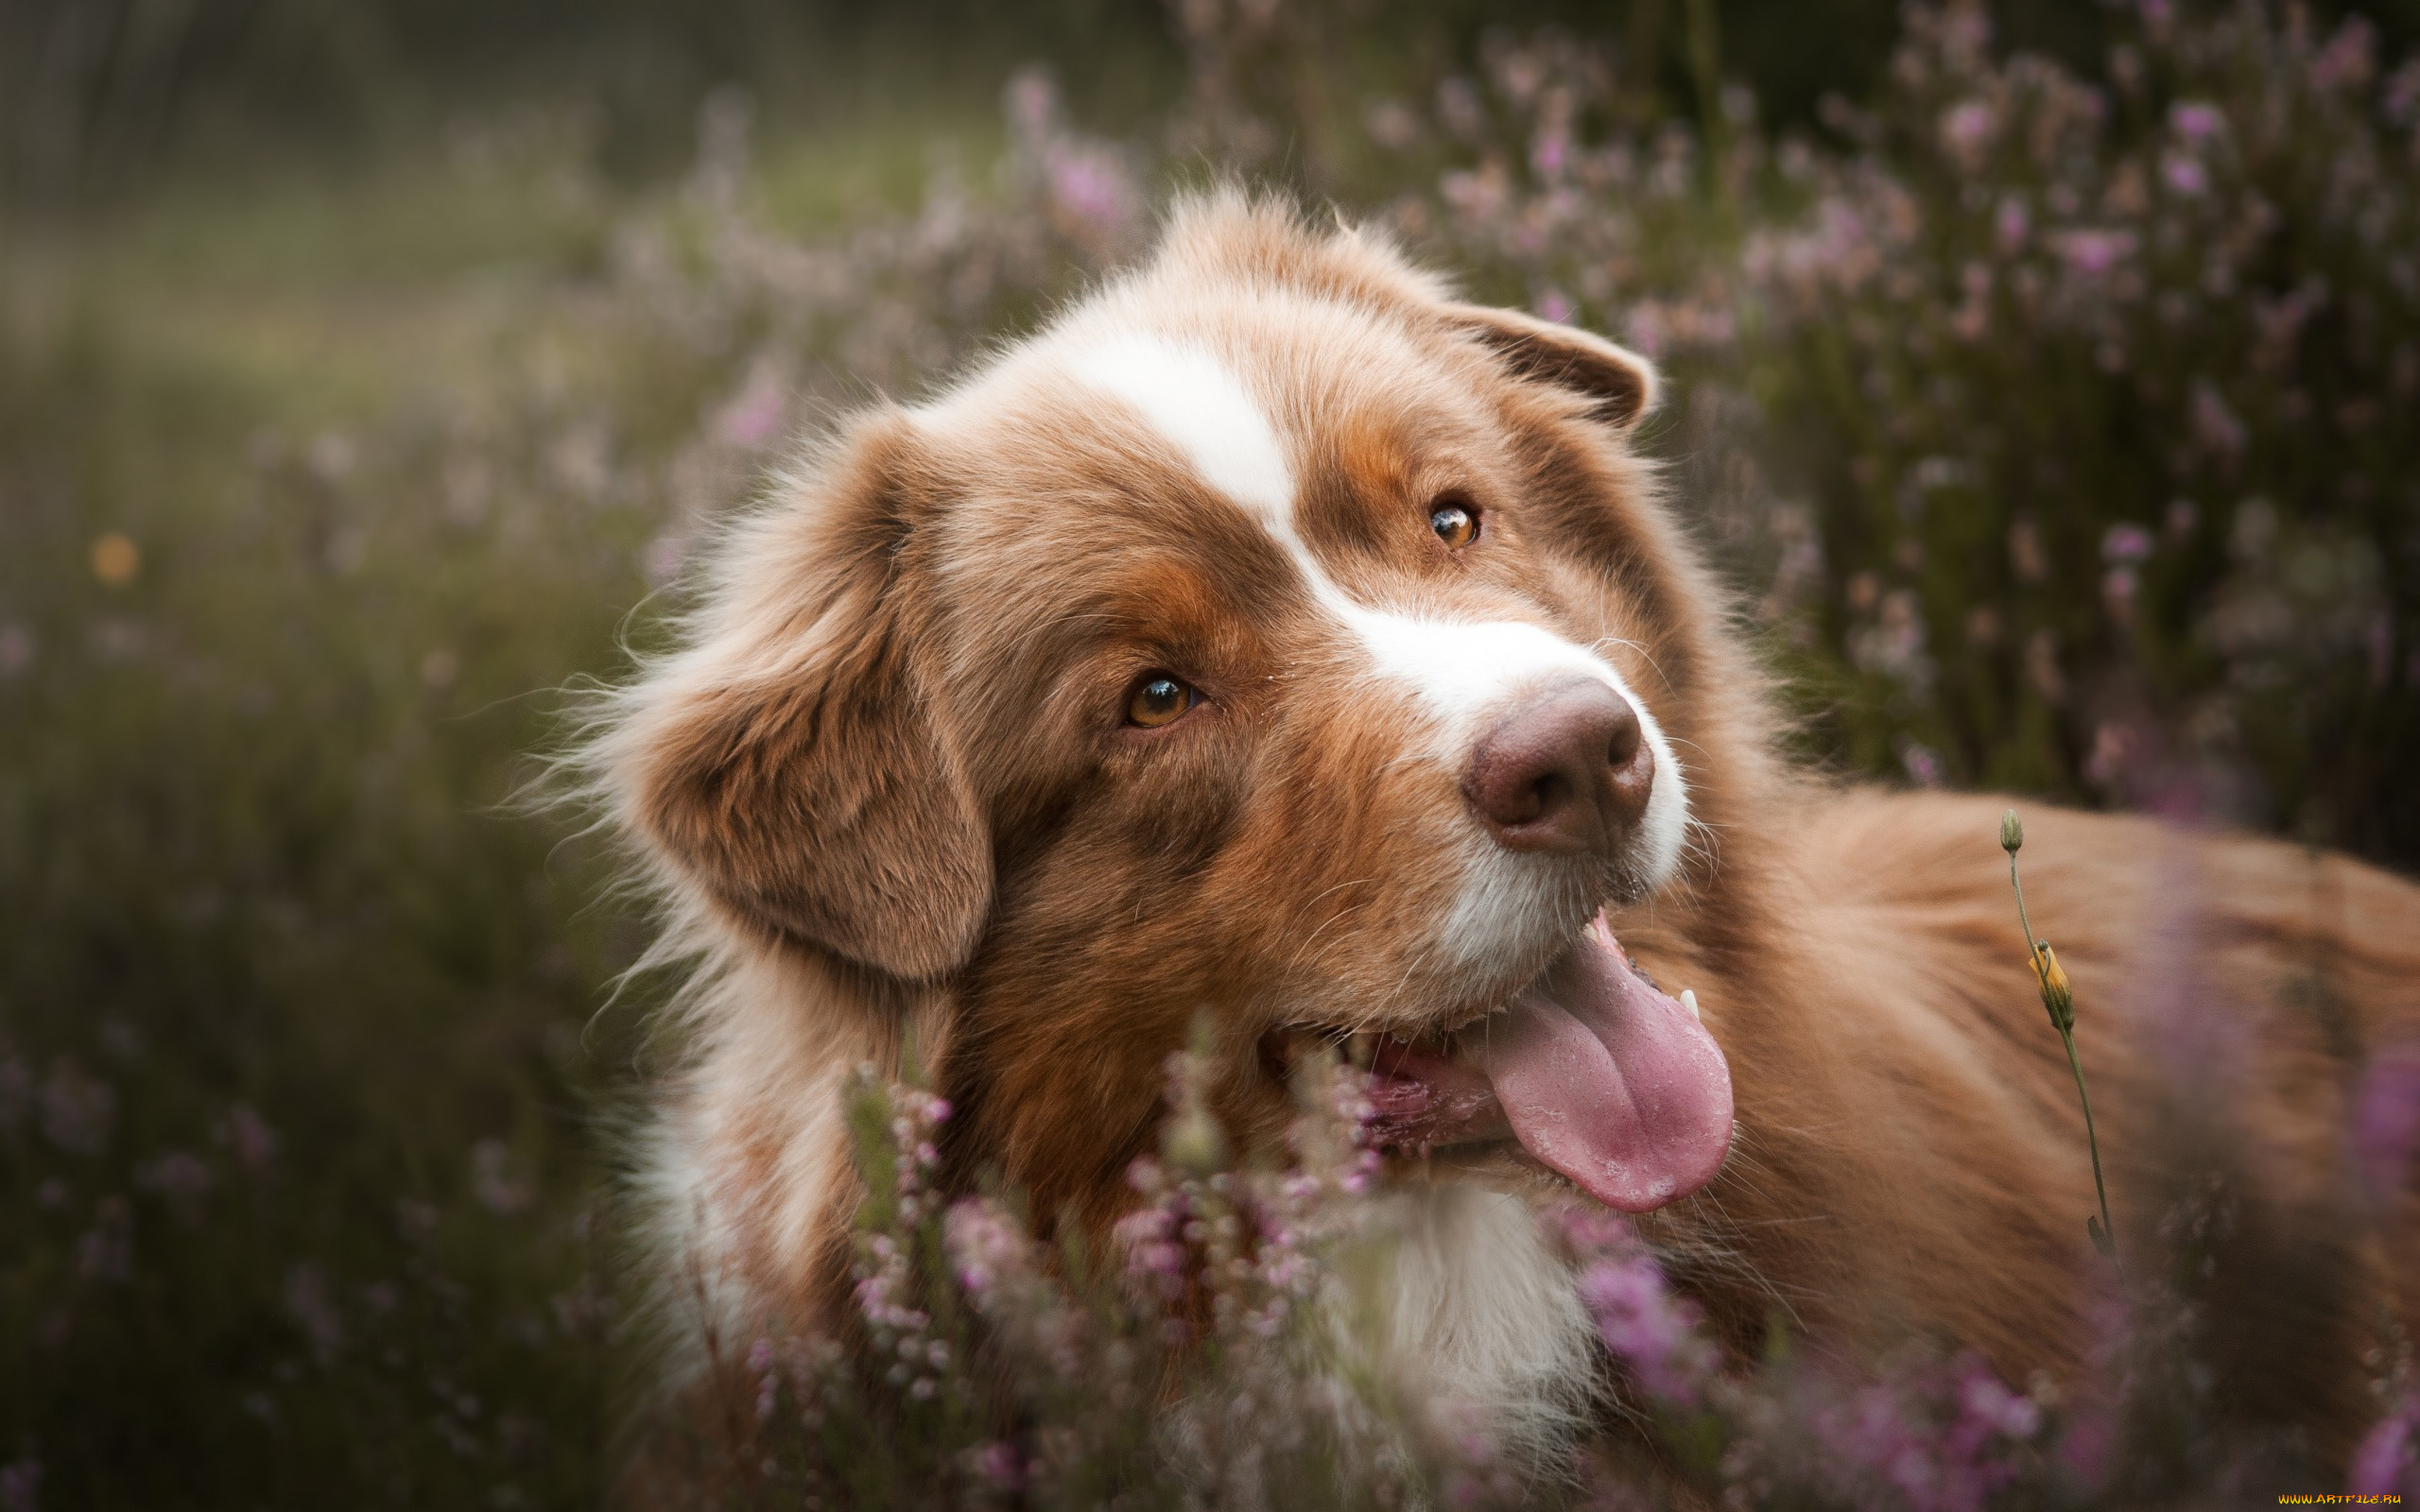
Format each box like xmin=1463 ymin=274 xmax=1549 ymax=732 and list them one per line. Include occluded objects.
xmin=4 ymin=129 xmax=706 ymax=1512
xmin=0 ymin=47 xmax=1070 ymax=1494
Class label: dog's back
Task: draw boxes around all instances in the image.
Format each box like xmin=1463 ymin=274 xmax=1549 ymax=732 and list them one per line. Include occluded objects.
xmin=1621 ymin=786 xmax=2420 ymax=1446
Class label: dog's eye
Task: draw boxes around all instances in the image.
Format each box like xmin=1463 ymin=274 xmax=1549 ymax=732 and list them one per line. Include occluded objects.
xmin=1127 ymin=674 xmax=1197 ymax=729
xmin=1429 ymin=497 xmax=1480 ymax=548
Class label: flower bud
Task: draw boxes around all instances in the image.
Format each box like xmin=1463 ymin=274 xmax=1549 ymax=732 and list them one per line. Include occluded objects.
xmin=1164 ymin=1102 xmax=1227 ymax=1176
xmin=2000 ymin=808 xmax=2025 ymax=854
xmin=2031 ymin=941 xmax=2074 ymax=1032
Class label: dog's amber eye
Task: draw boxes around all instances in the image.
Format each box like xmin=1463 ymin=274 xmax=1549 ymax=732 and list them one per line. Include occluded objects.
xmin=1430 ymin=498 xmax=1479 ymax=548
xmin=1127 ymin=674 xmax=1197 ymax=728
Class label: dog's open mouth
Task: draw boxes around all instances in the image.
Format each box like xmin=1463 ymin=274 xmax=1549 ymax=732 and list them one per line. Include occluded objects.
xmin=1275 ymin=913 xmax=1735 ymax=1212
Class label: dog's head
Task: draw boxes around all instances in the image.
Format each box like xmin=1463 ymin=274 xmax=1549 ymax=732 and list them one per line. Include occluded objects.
xmin=619 ymin=196 xmax=1740 ymax=1230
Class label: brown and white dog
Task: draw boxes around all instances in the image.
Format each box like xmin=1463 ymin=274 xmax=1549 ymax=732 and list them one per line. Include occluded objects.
xmin=595 ymin=193 xmax=2420 ymax=1463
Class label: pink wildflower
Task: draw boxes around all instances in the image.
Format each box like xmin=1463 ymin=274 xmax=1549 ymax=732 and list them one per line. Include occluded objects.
xmin=135 ymin=1150 xmax=215 ymax=1224
xmin=0 ymin=1457 xmax=39 ymax=1512
xmin=2352 ymin=1045 xmax=2420 ymax=1203
xmin=222 ymin=1102 xmax=278 ymax=1172
xmin=2169 ymin=101 xmax=2225 ymax=145
xmin=1004 ymin=68 xmax=1057 ymax=141
xmin=1995 ymin=196 xmax=2030 ymax=255
xmin=1938 ymin=99 xmax=1996 ymax=168
xmin=2056 ymin=228 xmax=2137 ymax=278
xmin=2310 ymin=18 xmax=2377 ymax=94
xmin=1045 ymin=145 xmax=1139 ymax=233
xmin=2190 ymin=379 xmax=2249 ymax=459
xmin=2101 ymin=523 xmax=2154 ymax=563
xmin=718 ymin=363 xmax=787 ymax=448
xmin=945 ymin=1198 xmax=1033 ymax=1306
xmin=1575 ymin=1252 xmax=1717 ymax=1406
xmin=39 ymin=1060 xmax=113 ymax=1155
xmin=1899 ymin=739 xmax=1945 ymax=788
xmin=972 ymin=1440 xmax=1025 ymax=1490
xmin=284 ymin=1263 xmax=345 ymax=1365
xmin=2351 ymin=1391 xmax=2419 ymax=1495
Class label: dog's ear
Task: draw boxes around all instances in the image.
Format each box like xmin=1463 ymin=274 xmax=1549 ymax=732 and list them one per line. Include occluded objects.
xmin=1443 ymin=302 xmax=1660 ymax=429
xmin=624 ymin=410 xmax=991 ymax=981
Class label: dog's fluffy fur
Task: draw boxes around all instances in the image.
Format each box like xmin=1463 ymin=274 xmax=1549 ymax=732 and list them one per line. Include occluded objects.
xmin=592 ymin=194 xmax=2420 ymax=1463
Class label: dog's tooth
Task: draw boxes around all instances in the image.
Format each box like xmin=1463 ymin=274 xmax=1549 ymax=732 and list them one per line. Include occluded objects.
xmin=1681 ymin=989 xmax=1701 ymax=1022
xmin=1346 ymin=1032 xmax=1376 ymax=1071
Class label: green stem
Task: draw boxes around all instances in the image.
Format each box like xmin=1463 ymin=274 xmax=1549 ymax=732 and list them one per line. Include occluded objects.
xmin=2060 ymin=1022 xmax=2119 ymax=1271
xmin=2010 ymin=846 xmax=2121 ymax=1273
xmin=2007 ymin=849 xmax=2037 ymax=961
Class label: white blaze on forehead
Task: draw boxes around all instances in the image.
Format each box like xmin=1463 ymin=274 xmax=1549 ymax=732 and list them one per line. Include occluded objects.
xmin=1064 ymin=331 xmax=1689 ymax=892
xmin=1067 ymin=336 xmax=1296 ymax=528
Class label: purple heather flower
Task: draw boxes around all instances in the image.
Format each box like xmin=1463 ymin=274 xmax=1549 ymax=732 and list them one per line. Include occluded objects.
xmin=2169 ymin=101 xmax=2225 ymax=146
xmin=1939 ymin=100 xmax=1996 ymax=165
xmin=719 ymin=368 xmax=786 ymax=448
xmin=472 ymin=1139 xmax=532 ymax=1216
xmin=2056 ymin=229 xmax=2137 ymax=279
xmin=972 ymin=1440 xmax=1024 ymax=1490
xmin=1046 ymin=146 xmax=1138 ymax=232
xmin=2101 ymin=566 xmax=2141 ymax=625
xmin=1955 ymin=1361 xmax=2041 ymax=1440
xmin=2351 ymin=1392 xmax=2418 ymax=1495
xmin=2161 ymin=152 xmax=2208 ymax=197
xmin=0 ymin=1457 xmax=39 ymax=1512
xmin=2102 ymin=523 xmax=2154 ymax=564
xmin=136 ymin=1150 xmax=216 ymax=1223
xmin=945 ymin=1200 xmax=1028 ymax=1303
xmin=2388 ymin=60 xmax=2420 ymax=124
xmin=224 ymin=1102 xmax=279 ymax=1172
xmin=1575 ymin=1254 xmax=1715 ymax=1405
xmin=1364 ymin=100 xmax=1420 ymax=152
xmin=285 ymin=1263 xmax=345 ymax=1364
xmin=39 ymin=1060 xmax=113 ymax=1155
xmin=1899 ymin=739 xmax=1945 ymax=788
xmin=1530 ymin=129 xmax=1570 ymax=182
xmin=2352 ymin=1045 xmax=2420 ymax=1203
xmin=1004 ymin=68 xmax=1056 ymax=142
xmin=2190 ymin=380 xmax=2248 ymax=459
xmin=2311 ymin=19 xmax=2377 ymax=94
xmin=1995 ymin=196 xmax=2030 ymax=255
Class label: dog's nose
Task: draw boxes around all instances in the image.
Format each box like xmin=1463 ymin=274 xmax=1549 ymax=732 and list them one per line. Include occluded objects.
xmin=1462 ymin=679 xmax=1653 ymax=854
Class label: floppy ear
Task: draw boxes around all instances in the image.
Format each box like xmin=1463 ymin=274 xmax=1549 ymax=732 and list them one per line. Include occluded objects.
xmin=1442 ymin=302 xmax=1661 ymax=429
xmin=625 ymin=412 xmax=991 ymax=981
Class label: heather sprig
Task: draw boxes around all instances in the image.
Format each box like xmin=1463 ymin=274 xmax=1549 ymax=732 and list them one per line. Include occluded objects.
xmin=2002 ymin=809 xmax=2121 ymax=1266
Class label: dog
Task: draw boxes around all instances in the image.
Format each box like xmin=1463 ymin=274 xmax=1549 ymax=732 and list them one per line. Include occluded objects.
xmin=592 ymin=192 xmax=2420 ymax=1469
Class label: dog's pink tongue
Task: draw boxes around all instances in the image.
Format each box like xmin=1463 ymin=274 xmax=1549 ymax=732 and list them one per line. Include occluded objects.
xmin=1485 ymin=915 xmax=1735 ymax=1212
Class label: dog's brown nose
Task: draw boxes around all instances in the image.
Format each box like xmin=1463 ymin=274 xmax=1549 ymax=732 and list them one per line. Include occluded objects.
xmin=1463 ymin=679 xmax=1653 ymax=854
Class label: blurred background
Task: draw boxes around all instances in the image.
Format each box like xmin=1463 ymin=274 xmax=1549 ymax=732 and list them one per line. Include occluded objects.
xmin=4 ymin=0 xmax=2418 ymax=1504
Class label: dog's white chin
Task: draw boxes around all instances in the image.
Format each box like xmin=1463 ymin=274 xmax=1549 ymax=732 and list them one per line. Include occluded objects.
xmin=1347 ymin=1182 xmax=1600 ymax=1477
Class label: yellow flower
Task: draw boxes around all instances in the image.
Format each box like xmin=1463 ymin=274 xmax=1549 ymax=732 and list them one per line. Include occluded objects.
xmin=2031 ymin=941 xmax=2074 ymax=1031
xmin=91 ymin=532 xmax=140 ymax=588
